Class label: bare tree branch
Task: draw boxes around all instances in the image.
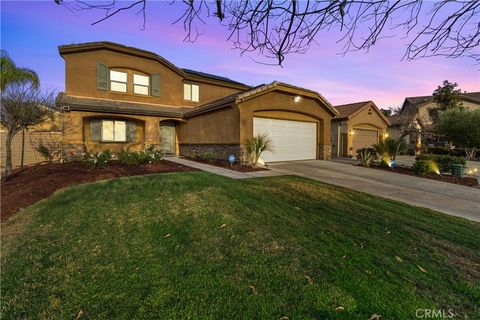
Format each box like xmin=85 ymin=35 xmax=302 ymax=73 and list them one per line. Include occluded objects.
xmin=57 ymin=0 xmax=480 ymax=65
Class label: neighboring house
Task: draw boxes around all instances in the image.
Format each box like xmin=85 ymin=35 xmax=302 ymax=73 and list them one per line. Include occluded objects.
xmin=56 ymin=42 xmax=338 ymax=163
xmin=331 ymin=101 xmax=390 ymax=158
xmin=388 ymin=92 xmax=480 ymax=151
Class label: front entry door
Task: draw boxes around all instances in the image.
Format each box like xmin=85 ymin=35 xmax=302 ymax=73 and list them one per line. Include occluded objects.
xmin=159 ymin=122 xmax=176 ymax=154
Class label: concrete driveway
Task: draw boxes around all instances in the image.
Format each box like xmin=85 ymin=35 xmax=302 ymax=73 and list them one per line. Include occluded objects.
xmin=269 ymin=160 xmax=480 ymax=222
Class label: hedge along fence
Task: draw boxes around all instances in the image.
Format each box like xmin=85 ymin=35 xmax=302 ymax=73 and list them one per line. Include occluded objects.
xmin=0 ymin=130 xmax=62 ymax=169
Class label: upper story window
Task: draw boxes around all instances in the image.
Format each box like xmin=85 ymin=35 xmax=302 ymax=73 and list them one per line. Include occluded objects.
xmin=110 ymin=70 xmax=127 ymax=93
xmin=133 ymin=74 xmax=149 ymax=95
xmin=184 ymin=83 xmax=200 ymax=102
xmin=97 ymin=63 xmax=160 ymax=97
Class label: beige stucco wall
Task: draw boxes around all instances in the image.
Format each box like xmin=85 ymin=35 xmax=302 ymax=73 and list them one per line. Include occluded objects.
xmin=177 ymin=107 xmax=240 ymax=144
xmin=63 ymin=49 xmax=242 ymax=108
xmin=62 ymin=110 xmax=183 ymax=154
xmin=417 ymin=99 xmax=480 ymax=125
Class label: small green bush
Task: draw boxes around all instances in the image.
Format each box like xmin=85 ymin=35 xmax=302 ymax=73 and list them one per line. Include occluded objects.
xmin=356 ymin=147 xmax=377 ymax=167
xmin=411 ymin=159 xmax=437 ymax=176
xmin=117 ymin=146 xmax=163 ymax=165
xmin=426 ymin=146 xmax=449 ymax=155
xmin=415 ymin=154 xmax=466 ymax=173
xmin=198 ymin=151 xmax=216 ymax=163
xmin=36 ymin=143 xmax=52 ymax=161
xmin=82 ymin=150 xmax=112 ymax=168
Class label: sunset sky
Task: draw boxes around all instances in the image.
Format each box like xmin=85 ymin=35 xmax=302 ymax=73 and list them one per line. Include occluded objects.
xmin=2 ymin=1 xmax=479 ymax=108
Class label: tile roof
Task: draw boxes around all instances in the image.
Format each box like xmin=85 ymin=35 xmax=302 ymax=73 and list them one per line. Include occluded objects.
xmin=56 ymin=93 xmax=185 ymax=118
xmin=181 ymin=68 xmax=246 ymax=86
xmin=405 ymin=91 xmax=480 ymax=107
xmin=334 ymin=101 xmax=372 ymax=118
xmin=185 ymin=81 xmax=338 ymax=117
xmin=333 ymin=100 xmax=391 ymax=125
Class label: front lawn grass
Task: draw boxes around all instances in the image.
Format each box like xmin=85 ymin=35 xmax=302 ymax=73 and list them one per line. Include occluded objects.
xmin=2 ymin=172 xmax=479 ymax=319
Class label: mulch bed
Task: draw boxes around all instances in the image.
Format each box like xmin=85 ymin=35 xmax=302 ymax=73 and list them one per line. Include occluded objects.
xmin=365 ymin=164 xmax=479 ymax=188
xmin=1 ymin=160 xmax=197 ymax=222
xmin=184 ymin=157 xmax=268 ymax=172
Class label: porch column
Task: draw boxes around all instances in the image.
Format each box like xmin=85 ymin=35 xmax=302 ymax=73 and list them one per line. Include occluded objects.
xmin=145 ymin=118 xmax=160 ymax=148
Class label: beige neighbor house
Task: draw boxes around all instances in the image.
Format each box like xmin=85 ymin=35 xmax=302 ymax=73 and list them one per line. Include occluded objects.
xmin=56 ymin=41 xmax=339 ymax=163
xmin=388 ymin=92 xmax=480 ymax=152
xmin=331 ymin=101 xmax=390 ymax=158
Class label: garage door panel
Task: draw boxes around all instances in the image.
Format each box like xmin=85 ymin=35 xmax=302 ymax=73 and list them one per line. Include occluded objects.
xmin=352 ymin=128 xmax=378 ymax=152
xmin=253 ymin=117 xmax=316 ymax=162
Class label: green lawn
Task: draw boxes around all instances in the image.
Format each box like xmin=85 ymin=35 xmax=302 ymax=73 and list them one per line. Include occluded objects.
xmin=2 ymin=172 xmax=479 ymax=319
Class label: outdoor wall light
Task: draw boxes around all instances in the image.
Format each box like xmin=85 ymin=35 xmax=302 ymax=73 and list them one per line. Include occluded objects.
xmin=350 ymin=130 xmax=355 ymax=135
xmin=384 ymin=133 xmax=389 ymax=138
xmin=293 ymin=95 xmax=302 ymax=103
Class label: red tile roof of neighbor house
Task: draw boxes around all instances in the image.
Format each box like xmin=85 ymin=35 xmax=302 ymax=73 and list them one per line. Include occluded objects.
xmin=334 ymin=101 xmax=372 ymax=118
xmin=333 ymin=101 xmax=391 ymax=125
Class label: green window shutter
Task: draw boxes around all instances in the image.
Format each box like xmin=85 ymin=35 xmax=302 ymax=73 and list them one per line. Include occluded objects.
xmin=151 ymin=73 xmax=160 ymax=96
xmin=90 ymin=119 xmax=102 ymax=141
xmin=126 ymin=121 xmax=136 ymax=142
xmin=97 ymin=63 xmax=108 ymax=90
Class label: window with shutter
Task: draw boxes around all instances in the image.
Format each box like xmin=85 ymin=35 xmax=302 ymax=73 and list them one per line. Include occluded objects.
xmin=90 ymin=119 xmax=102 ymax=141
xmin=126 ymin=122 xmax=137 ymax=142
xmin=151 ymin=74 xmax=160 ymax=96
xmin=97 ymin=63 xmax=108 ymax=90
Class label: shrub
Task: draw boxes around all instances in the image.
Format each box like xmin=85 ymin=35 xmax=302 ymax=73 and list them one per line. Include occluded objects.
xmin=35 ymin=140 xmax=63 ymax=162
xmin=356 ymin=147 xmax=376 ymax=167
xmin=373 ymin=137 xmax=406 ymax=162
xmin=412 ymin=159 xmax=438 ymax=176
xmin=426 ymin=146 xmax=449 ymax=155
xmin=117 ymin=146 xmax=163 ymax=165
xmin=35 ymin=143 xmax=52 ymax=161
xmin=244 ymin=133 xmax=274 ymax=166
xmin=415 ymin=154 xmax=466 ymax=173
xmin=82 ymin=149 xmax=112 ymax=169
xmin=198 ymin=151 xmax=216 ymax=163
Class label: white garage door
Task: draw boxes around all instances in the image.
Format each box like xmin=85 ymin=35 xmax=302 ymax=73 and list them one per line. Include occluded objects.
xmin=253 ymin=117 xmax=317 ymax=162
xmin=352 ymin=128 xmax=378 ymax=152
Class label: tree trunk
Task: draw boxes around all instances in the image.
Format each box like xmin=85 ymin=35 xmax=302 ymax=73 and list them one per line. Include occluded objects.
xmin=4 ymin=130 xmax=15 ymax=177
xmin=20 ymin=128 xmax=25 ymax=171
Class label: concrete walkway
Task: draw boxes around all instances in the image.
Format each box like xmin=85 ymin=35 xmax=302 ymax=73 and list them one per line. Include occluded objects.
xmin=167 ymin=157 xmax=285 ymax=179
xmin=269 ymin=160 xmax=480 ymax=222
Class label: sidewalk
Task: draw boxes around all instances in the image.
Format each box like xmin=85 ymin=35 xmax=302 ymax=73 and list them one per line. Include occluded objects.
xmin=166 ymin=157 xmax=285 ymax=179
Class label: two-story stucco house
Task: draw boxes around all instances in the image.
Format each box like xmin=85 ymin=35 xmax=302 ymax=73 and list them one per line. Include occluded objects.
xmin=56 ymin=42 xmax=338 ymax=162
xmin=388 ymin=92 xmax=480 ymax=150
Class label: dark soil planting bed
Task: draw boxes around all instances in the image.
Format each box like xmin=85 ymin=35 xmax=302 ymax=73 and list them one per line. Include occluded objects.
xmin=1 ymin=160 xmax=197 ymax=221
xmin=366 ymin=164 xmax=479 ymax=187
xmin=184 ymin=157 xmax=267 ymax=172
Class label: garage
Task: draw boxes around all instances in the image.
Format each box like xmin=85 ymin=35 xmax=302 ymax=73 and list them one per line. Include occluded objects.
xmin=253 ymin=117 xmax=317 ymax=162
xmin=352 ymin=128 xmax=378 ymax=152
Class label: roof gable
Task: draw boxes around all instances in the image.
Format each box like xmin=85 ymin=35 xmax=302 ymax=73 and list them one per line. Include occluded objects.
xmin=334 ymin=101 xmax=391 ymax=125
xmin=185 ymin=81 xmax=339 ymax=118
xmin=58 ymin=41 xmax=248 ymax=89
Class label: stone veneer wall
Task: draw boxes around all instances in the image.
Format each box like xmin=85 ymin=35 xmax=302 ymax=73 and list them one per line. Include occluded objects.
xmin=319 ymin=144 xmax=331 ymax=160
xmin=179 ymin=144 xmax=241 ymax=161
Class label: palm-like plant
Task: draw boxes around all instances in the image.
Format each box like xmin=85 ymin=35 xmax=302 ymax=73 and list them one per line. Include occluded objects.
xmin=244 ymin=133 xmax=274 ymax=166
xmin=1 ymin=50 xmax=39 ymax=91
xmin=373 ymin=137 xmax=406 ymax=165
